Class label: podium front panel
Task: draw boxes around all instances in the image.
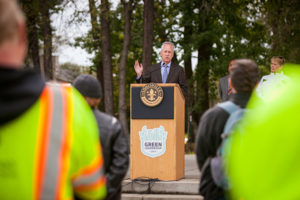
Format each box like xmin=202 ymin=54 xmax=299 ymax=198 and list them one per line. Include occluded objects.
xmin=131 ymin=87 xmax=174 ymax=119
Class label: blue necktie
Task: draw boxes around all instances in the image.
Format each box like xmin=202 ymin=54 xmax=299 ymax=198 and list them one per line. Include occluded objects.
xmin=162 ymin=65 xmax=168 ymax=83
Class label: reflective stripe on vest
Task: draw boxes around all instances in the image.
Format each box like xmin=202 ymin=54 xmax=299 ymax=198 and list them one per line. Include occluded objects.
xmin=72 ymin=155 xmax=105 ymax=191
xmin=34 ymin=83 xmax=73 ymax=200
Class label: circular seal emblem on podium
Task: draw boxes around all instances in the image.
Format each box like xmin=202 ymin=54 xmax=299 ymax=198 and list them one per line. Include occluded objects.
xmin=140 ymin=83 xmax=164 ymax=107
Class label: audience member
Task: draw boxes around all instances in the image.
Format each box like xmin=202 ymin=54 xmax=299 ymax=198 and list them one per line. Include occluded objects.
xmin=195 ymin=59 xmax=259 ymax=200
xmin=73 ymin=74 xmax=129 ymax=200
xmin=256 ymin=56 xmax=288 ymax=100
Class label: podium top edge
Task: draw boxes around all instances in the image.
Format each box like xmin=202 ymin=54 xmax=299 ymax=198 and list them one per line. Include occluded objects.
xmin=130 ymin=83 xmax=180 ymax=88
xmin=130 ymin=83 xmax=185 ymax=101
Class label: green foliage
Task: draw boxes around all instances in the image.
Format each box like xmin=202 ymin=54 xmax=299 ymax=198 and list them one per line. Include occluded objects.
xmin=21 ymin=0 xmax=300 ymax=124
xmin=262 ymin=0 xmax=300 ymax=63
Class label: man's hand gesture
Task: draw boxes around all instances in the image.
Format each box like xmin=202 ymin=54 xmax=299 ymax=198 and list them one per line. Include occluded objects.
xmin=134 ymin=60 xmax=143 ymax=78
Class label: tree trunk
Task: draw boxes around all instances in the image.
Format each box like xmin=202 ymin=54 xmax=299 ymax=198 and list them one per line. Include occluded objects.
xmin=88 ymin=0 xmax=101 ymax=49
xmin=40 ymin=2 xmax=53 ymax=80
xmin=100 ymin=0 xmax=114 ymax=115
xmin=197 ymin=44 xmax=210 ymax=118
xmin=119 ymin=0 xmax=133 ymax=137
xmin=183 ymin=26 xmax=194 ymax=148
xmin=183 ymin=27 xmax=193 ymax=84
xmin=193 ymin=0 xmax=211 ymax=122
xmin=28 ymin=18 xmax=41 ymax=71
xmin=142 ymin=0 xmax=154 ymax=70
xmin=88 ymin=0 xmax=104 ymax=109
xmin=96 ymin=60 xmax=104 ymax=110
xmin=24 ymin=0 xmax=41 ymax=71
xmin=183 ymin=24 xmax=193 ymax=115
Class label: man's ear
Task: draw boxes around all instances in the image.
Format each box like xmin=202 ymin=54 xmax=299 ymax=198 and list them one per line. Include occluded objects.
xmin=95 ymin=98 xmax=101 ymax=107
xmin=18 ymin=21 xmax=27 ymax=61
xmin=18 ymin=21 xmax=27 ymax=46
xmin=228 ymin=77 xmax=233 ymax=89
xmin=229 ymin=77 xmax=237 ymax=93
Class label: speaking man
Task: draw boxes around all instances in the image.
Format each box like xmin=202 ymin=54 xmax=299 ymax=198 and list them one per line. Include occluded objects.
xmin=134 ymin=42 xmax=187 ymax=98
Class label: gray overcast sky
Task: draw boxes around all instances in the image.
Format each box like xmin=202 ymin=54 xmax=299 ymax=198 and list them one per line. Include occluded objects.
xmin=52 ymin=0 xmax=197 ymax=69
xmin=52 ymin=0 xmax=91 ymax=66
xmin=52 ymin=0 xmax=119 ymax=66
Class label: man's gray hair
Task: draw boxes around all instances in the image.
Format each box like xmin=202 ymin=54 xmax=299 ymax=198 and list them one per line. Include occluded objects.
xmin=161 ymin=41 xmax=175 ymax=52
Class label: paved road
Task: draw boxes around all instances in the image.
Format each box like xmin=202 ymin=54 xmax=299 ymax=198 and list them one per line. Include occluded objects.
xmin=184 ymin=154 xmax=201 ymax=179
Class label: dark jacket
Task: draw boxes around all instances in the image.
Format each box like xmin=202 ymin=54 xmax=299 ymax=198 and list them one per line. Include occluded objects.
xmin=93 ymin=109 xmax=129 ymax=200
xmin=0 ymin=66 xmax=45 ymax=125
xmin=137 ymin=62 xmax=188 ymax=99
xmin=195 ymin=93 xmax=251 ymax=200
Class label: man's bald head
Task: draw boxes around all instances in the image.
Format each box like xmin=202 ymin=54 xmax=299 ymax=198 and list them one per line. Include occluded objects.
xmin=0 ymin=0 xmax=25 ymax=45
xmin=0 ymin=0 xmax=27 ymax=68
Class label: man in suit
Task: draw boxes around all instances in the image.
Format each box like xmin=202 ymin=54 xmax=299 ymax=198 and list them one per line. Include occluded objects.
xmin=219 ymin=60 xmax=234 ymax=102
xmin=134 ymin=41 xmax=187 ymax=98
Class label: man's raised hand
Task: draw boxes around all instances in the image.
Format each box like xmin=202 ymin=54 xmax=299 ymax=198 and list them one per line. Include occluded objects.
xmin=134 ymin=60 xmax=143 ymax=78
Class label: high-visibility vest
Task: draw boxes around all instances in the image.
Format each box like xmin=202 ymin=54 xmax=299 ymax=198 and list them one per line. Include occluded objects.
xmin=0 ymin=83 xmax=106 ymax=199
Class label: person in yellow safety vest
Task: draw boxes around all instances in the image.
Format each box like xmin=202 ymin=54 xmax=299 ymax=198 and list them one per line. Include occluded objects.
xmin=0 ymin=0 xmax=106 ymax=199
xmin=226 ymin=64 xmax=300 ymax=200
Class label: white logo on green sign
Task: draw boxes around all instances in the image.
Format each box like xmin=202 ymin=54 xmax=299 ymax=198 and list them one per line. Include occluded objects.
xmin=139 ymin=126 xmax=168 ymax=158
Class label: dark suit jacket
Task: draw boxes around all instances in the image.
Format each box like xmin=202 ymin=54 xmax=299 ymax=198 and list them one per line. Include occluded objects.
xmin=137 ymin=62 xmax=188 ymax=99
xmin=218 ymin=75 xmax=231 ymax=102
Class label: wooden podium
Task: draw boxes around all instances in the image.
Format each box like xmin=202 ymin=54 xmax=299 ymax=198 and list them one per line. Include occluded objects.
xmin=130 ymin=83 xmax=185 ymax=181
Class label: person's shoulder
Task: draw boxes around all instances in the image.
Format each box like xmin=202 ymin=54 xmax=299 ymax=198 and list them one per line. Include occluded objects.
xmin=261 ymin=74 xmax=272 ymax=79
xmin=220 ymin=74 xmax=229 ymax=81
xmin=208 ymin=105 xmax=229 ymax=115
xmin=262 ymin=74 xmax=271 ymax=78
xmin=150 ymin=63 xmax=161 ymax=68
xmin=258 ymin=74 xmax=273 ymax=84
xmin=147 ymin=63 xmax=161 ymax=72
xmin=171 ymin=62 xmax=183 ymax=68
xmin=201 ymin=104 xmax=229 ymax=121
xmin=170 ymin=63 xmax=185 ymax=73
xmin=94 ymin=109 xmax=121 ymax=128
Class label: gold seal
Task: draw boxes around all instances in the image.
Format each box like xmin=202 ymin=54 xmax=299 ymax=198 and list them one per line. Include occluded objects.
xmin=140 ymin=83 xmax=164 ymax=107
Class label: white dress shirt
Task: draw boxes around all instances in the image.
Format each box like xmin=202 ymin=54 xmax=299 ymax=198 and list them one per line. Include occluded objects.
xmin=256 ymin=72 xmax=289 ymax=100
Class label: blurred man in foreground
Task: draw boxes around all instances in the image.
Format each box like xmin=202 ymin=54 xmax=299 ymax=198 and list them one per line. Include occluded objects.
xmin=196 ymin=59 xmax=259 ymax=200
xmin=0 ymin=0 xmax=106 ymax=199
xmin=74 ymin=74 xmax=129 ymax=200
